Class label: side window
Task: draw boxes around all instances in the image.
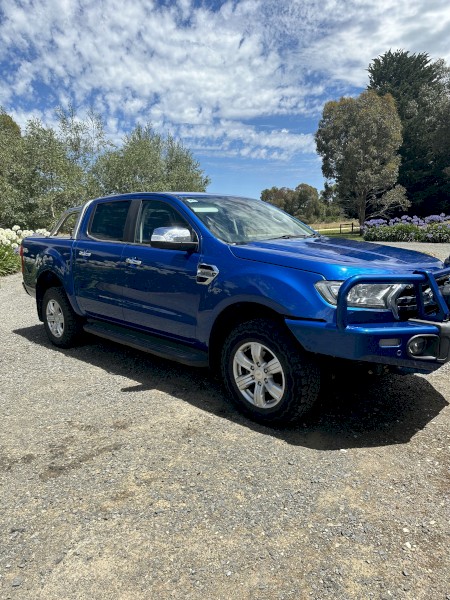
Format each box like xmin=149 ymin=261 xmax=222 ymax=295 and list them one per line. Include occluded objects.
xmin=135 ymin=200 xmax=193 ymax=244
xmin=53 ymin=211 xmax=80 ymax=238
xmin=89 ymin=201 xmax=131 ymax=241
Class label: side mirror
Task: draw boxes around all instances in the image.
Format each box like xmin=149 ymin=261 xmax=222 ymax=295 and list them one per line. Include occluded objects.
xmin=151 ymin=227 xmax=198 ymax=251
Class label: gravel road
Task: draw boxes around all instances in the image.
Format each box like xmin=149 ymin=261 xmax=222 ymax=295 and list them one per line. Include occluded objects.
xmin=0 ymin=243 xmax=449 ymax=600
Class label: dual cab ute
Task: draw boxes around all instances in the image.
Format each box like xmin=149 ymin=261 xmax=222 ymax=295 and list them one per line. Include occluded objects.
xmin=21 ymin=193 xmax=450 ymax=424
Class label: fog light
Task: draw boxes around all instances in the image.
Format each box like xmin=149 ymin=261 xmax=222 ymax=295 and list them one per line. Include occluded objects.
xmin=408 ymin=337 xmax=427 ymax=356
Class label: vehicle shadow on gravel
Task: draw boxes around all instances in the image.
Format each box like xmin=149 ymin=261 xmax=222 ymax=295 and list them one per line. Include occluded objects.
xmin=14 ymin=325 xmax=449 ymax=451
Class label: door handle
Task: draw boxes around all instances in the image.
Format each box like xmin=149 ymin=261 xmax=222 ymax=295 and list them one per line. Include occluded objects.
xmin=79 ymin=250 xmax=91 ymax=257
xmin=125 ymin=257 xmax=142 ymax=266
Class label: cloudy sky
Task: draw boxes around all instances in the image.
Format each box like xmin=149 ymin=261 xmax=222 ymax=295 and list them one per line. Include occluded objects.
xmin=1 ymin=0 xmax=450 ymax=198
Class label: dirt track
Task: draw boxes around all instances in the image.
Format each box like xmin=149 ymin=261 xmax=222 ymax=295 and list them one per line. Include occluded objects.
xmin=0 ymin=243 xmax=449 ymax=599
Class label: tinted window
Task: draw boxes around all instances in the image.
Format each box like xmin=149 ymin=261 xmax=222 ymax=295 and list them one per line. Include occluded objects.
xmin=135 ymin=200 xmax=192 ymax=244
xmin=89 ymin=201 xmax=131 ymax=241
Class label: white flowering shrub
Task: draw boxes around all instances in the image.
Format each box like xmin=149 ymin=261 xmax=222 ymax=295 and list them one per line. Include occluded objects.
xmin=0 ymin=226 xmax=50 ymax=276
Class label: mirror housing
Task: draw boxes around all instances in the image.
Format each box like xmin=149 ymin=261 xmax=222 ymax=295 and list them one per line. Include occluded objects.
xmin=150 ymin=227 xmax=198 ymax=251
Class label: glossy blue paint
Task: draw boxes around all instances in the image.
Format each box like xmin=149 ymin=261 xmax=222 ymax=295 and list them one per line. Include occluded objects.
xmin=73 ymin=239 xmax=126 ymax=320
xmin=230 ymin=236 xmax=443 ymax=280
xmin=285 ymin=318 xmax=445 ymax=372
xmin=121 ymin=244 xmax=201 ymax=342
xmin=21 ymin=192 xmax=450 ymax=372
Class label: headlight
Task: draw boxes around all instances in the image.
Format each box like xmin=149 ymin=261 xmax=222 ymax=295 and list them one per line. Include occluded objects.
xmin=315 ymin=280 xmax=405 ymax=309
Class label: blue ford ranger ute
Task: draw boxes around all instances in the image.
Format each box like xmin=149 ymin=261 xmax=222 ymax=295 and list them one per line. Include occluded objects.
xmin=21 ymin=193 xmax=450 ymax=425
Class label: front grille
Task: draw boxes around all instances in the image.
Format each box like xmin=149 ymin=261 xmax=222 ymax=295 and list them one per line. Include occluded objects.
xmin=396 ymin=275 xmax=450 ymax=320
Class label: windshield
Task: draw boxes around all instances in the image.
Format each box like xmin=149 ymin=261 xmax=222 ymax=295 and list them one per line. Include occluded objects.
xmin=179 ymin=195 xmax=314 ymax=244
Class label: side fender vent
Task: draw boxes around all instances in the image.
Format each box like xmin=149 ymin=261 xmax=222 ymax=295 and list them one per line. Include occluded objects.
xmin=197 ymin=264 xmax=219 ymax=285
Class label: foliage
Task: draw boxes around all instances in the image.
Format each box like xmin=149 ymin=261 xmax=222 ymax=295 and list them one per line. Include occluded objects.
xmin=260 ymin=183 xmax=342 ymax=223
xmin=363 ymin=214 xmax=450 ymax=242
xmin=0 ymin=225 xmax=50 ymax=276
xmin=368 ymin=50 xmax=450 ymax=215
xmin=92 ymin=125 xmax=210 ymax=195
xmin=0 ymin=108 xmax=210 ymax=230
xmin=315 ymin=90 xmax=407 ymax=225
xmin=56 ymin=106 xmax=111 ymax=170
xmin=0 ymin=244 xmax=20 ymax=276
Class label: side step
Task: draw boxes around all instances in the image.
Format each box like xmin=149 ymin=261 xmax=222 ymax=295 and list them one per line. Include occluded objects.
xmin=83 ymin=320 xmax=208 ymax=367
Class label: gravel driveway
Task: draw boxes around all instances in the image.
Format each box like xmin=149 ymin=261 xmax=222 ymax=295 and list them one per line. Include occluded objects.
xmin=1 ymin=243 xmax=449 ymax=599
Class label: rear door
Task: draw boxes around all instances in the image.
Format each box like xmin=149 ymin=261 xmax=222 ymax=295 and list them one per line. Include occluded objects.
xmin=73 ymin=199 xmax=132 ymax=320
xmin=121 ymin=198 xmax=202 ymax=342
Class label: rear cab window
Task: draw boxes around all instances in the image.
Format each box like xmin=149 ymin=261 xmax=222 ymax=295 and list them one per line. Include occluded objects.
xmin=51 ymin=210 xmax=81 ymax=238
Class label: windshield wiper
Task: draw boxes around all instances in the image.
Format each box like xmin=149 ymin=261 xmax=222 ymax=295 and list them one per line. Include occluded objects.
xmin=265 ymin=234 xmax=309 ymax=240
xmin=231 ymin=233 xmax=316 ymax=245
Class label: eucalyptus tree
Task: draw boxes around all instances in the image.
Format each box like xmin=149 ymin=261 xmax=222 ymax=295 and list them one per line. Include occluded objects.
xmin=315 ymin=90 xmax=408 ymax=225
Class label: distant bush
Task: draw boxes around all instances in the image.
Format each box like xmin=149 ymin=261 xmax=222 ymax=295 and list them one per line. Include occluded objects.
xmin=364 ymin=214 xmax=450 ymax=243
xmin=0 ymin=226 xmax=50 ymax=276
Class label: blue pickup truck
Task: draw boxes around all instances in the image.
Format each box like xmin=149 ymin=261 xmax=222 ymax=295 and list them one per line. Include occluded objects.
xmin=21 ymin=193 xmax=450 ymax=424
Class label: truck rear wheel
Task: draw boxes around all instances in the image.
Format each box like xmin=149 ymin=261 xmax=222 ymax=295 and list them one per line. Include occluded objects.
xmin=221 ymin=319 xmax=320 ymax=425
xmin=42 ymin=287 xmax=82 ymax=348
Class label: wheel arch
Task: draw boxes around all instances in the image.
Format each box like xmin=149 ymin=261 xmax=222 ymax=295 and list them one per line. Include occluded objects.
xmin=36 ymin=271 xmax=64 ymax=321
xmin=208 ymin=302 xmax=287 ymax=373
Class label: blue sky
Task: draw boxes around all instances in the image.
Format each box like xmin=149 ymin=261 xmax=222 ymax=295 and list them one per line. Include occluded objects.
xmin=1 ymin=0 xmax=450 ymax=199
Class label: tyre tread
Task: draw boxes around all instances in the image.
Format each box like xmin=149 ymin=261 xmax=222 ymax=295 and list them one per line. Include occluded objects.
xmin=42 ymin=287 xmax=82 ymax=348
xmin=221 ymin=318 xmax=320 ymax=425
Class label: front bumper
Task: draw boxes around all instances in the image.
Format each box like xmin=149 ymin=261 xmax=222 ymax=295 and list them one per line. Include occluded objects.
xmin=286 ymin=318 xmax=450 ymax=372
xmin=286 ymin=267 xmax=450 ymax=373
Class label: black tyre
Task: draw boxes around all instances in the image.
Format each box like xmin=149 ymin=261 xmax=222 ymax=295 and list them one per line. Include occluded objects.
xmin=42 ymin=287 xmax=83 ymax=348
xmin=221 ymin=319 xmax=320 ymax=425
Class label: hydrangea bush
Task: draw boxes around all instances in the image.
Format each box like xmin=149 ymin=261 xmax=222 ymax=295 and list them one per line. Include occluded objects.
xmin=364 ymin=214 xmax=450 ymax=243
xmin=0 ymin=226 xmax=50 ymax=276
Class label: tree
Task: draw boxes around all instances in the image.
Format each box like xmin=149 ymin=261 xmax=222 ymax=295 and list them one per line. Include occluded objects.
xmin=295 ymin=184 xmax=322 ymax=222
xmin=0 ymin=109 xmax=211 ymax=229
xmin=368 ymin=50 xmax=450 ymax=214
xmin=55 ymin=105 xmax=112 ymax=200
xmin=20 ymin=119 xmax=85 ymax=227
xmin=0 ymin=112 xmax=21 ymax=137
xmin=432 ymin=100 xmax=450 ymax=178
xmin=0 ymin=108 xmax=108 ymax=228
xmin=261 ymin=186 xmax=301 ymax=216
xmin=318 ymin=184 xmax=344 ymax=222
xmin=0 ymin=111 xmax=27 ymax=227
xmin=315 ymin=90 xmax=408 ymax=225
xmin=260 ymin=183 xmax=337 ymax=223
xmin=93 ymin=124 xmax=210 ymax=195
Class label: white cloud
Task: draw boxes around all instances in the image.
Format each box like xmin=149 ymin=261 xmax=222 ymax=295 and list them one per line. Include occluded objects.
xmin=175 ymin=119 xmax=315 ymax=160
xmin=1 ymin=0 xmax=449 ymax=162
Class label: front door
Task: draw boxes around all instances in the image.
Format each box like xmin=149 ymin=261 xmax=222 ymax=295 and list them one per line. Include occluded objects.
xmin=121 ymin=199 xmax=201 ymax=342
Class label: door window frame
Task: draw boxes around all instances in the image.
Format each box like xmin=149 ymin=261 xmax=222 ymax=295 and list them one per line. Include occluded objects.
xmin=130 ymin=198 xmax=200 ymax=250
xmin=86 ymin=199 xmax=135 ymax=243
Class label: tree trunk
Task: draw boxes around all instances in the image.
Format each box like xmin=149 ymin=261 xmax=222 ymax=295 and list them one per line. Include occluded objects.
xmin=357 ymin=194 xmax=367 ymax=226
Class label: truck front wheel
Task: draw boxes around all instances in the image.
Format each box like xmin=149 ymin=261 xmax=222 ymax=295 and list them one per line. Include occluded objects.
xmin=221 ymin=319 xmax=320 ymax=425
xmin=42 ymin=287 xmax=82 ymax=348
